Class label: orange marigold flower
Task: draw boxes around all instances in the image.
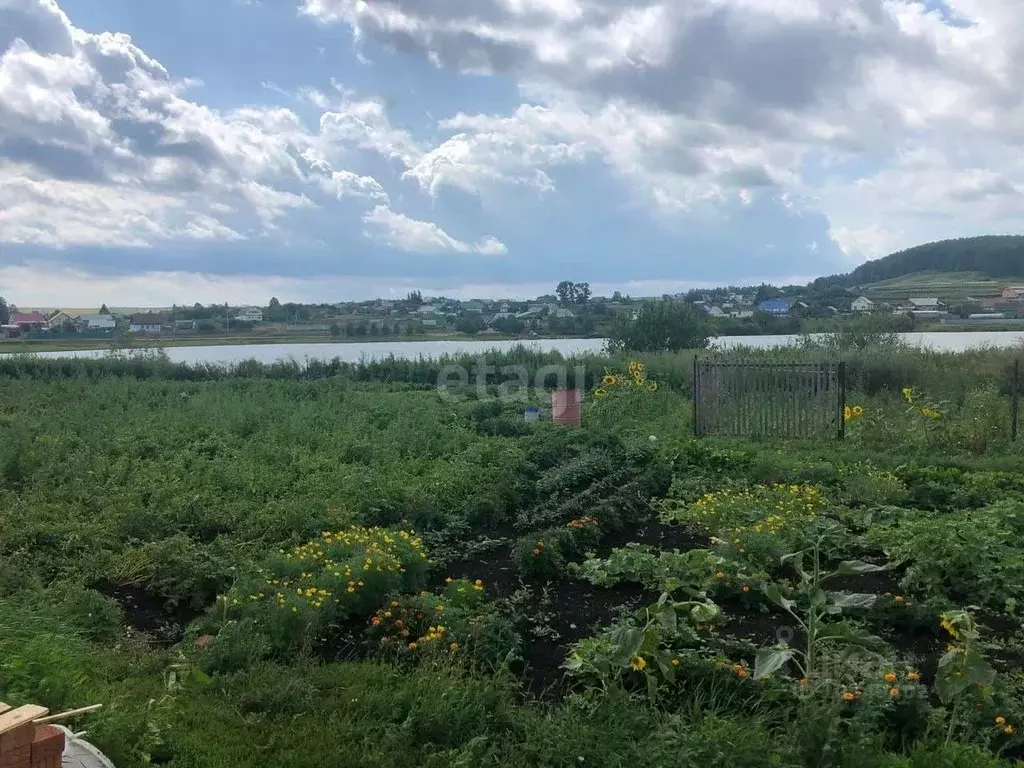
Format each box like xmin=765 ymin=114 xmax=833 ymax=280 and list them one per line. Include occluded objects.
xmin=842 ymin=692 xmax=855 ymax=702
xmin=884 ymin=672 xmax=897 ymax=683
xmin=888 ymin=687 xmax=899 ymax=697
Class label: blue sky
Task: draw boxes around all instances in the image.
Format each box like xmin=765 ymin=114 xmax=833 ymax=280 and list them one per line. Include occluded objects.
xmin=1 ymin=0 xmax=1022 ymax=306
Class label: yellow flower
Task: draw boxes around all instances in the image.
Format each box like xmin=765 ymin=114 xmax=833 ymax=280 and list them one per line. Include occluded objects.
xmin=1004 ymin=725 xmax=1015 ymax=735
xmin=902 ymin=387 xmax=914 ymax=403
xmin=671 ymin=658 xmax=680 ymax=666
xmin=922 ymin=407 xmax=942 ymax=420
xmin=996 ymin=716 xmax=1006 ymax=725
xmin=450 ymin=642 xmax=459 ymax=651
xmin=852 ymin=406 xmax=863 ymax=418
xmin=646 ymin=380 xmax=659 ymax=392
xmin=843 ymin=406 xmax=852 ymax=422
xmin=842 ymin=691 xmax=855 ymax=702
xmin=940 ymin=614 xmax=960 ymax=638
xmin=594 ymin=388 xmax=608 ymax=399
xmin=630 ymin=656 xmax=647 ymax=671
xmin=715 ymin=571 xmax=725 ymax=579
xmin=408 ymin=642 xmax=417 ymax=650
xmin=602 ymin=374 xmax=617 ymax=386
xmin=907 ymin=672 xmax=920 ymax=682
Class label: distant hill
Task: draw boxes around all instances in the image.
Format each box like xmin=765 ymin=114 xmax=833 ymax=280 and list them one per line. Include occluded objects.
xmin=814 ymin=236 xmax=1024 ymax=292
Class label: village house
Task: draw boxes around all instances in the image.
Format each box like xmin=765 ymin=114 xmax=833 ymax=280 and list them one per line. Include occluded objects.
xmin=46 ymin=310 xmax=77 ymax=330
xmin=234 ymin=307 xmax=263 ymax=323
xmin=851 ymin=296 xmax=875 ymax=312
xmin=129 ymin=313 xmax=165 ymax=333
xmin=10 ymin=312 xmax=47 ymax=331
xmin=79 ymin=314 xmax=116 ymax=331
xmin=757 ymin=299 xmax=791 ymax=316
xmin=1002 ymin=286 xmax=1024 ymax=301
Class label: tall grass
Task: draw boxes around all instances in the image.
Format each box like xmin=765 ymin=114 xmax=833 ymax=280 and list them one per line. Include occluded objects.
xmin=4 ymin=344 xmax=1023 ymax=402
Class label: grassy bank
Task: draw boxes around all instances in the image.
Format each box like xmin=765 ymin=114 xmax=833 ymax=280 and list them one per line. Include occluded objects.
xmin=2 ymin=350 xmax=1024 ymax=766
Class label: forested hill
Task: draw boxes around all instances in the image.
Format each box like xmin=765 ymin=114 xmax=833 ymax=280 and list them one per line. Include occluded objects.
xmin=814 ymin=235 xmax=1024 ymax=287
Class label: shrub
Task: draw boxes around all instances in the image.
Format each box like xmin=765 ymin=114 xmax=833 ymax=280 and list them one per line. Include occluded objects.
xmin=869 ymin=503 xmax=1024 ymax=610
xmin=515 ymin=531 xmax=568 ymax=579
xmin=366 ymin=579 xmax=520 ymax=669
xmin=662 ymin=483 xmax=827 ymax=570
xmin=202 ymin=526 xmax=429 ymax=659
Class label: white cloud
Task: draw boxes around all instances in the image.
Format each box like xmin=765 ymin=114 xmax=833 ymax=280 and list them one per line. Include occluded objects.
xmin=303 ymin=0 xmax=1024 ymax=259
xmin=0 ymin=0 xmax=473 ymax=252
xmin=362 ymin=205 xmax=507 ymax=254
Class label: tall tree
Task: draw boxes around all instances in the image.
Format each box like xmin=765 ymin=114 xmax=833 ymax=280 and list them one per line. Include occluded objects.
xmin=99 ymin=303 xmax=110 ymax=315
xmin=406 ymin=290 xmax=424 ymax=307
xmin=608 ymin=299 xmax=710 ymax=353
xmin=555 ymin=281 xmax=575 ymax=306
xmin=269 ymin=297 xmax=281 ymax=309
xmin=0 ymin=297 xmax=8 ymax=325
xmin=573 ymin=282 xmax=592 ymax=305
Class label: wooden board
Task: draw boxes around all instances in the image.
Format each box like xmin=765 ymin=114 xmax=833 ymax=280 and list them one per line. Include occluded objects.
xmin=0 ymin=705 xmax=48 ymax=736
xmin=0 ymin=703 xmax=10 ymax=715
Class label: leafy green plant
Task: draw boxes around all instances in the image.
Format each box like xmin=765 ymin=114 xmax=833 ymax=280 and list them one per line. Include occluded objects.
xmin=869 ymin=503 xmax=1024 ymax=610
xmin=564 ymin=592 xmax=719 ymax=696
xmin=366 ymin=579 xmax=520 ymax=669
xmin=200 ymin=526 xmax=429 ymax=659
xmin=515 ymin=530 xmax=568 ymax=579
xmin=755 ymin=533 xmax=888 ymax=681
xmin=576 ymin=544 xmax=765 ymax=601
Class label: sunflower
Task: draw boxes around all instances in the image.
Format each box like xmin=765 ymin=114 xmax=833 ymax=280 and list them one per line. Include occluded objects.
xmin=852 ymin=405 xmax=863 ymax=418
xmin=594 ymin=388 xmax=608 ymax=399
xmin=843 ymin=406 xmax=852 ymax=422
xmin=646 ymin=380 xmax=659 ymax=392
xmin=630 ymin=655 xmax=647 ymax=671
xmin=602 ymin=374 xmax=617 ymax=387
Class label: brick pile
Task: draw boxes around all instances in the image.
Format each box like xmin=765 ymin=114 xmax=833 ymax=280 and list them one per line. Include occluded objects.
xmin=0 ymin=706 xmax=66 ymax=768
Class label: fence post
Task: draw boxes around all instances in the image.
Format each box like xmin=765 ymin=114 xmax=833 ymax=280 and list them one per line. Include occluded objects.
xmin=692 ymin=355 xmax=699 ymax=437
xmin=837 ymin=362 xmax=846 ymax=441
xmin=1013 ymin=359 xmax=1020 ymax=442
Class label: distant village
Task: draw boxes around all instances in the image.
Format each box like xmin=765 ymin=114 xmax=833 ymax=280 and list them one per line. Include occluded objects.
xmin=3 ymin=282 xmax=1024 ymax=342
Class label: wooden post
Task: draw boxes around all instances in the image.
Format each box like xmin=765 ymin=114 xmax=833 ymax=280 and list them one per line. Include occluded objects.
xmin=692 ymin=355 xmax=699 ymax=437
xmin=837 ymin=361 xmax=847 ymax=441
xmin=1013 ymin=358 xmax=1020 ymax=442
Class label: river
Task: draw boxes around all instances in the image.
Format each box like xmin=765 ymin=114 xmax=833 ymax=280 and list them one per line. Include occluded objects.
xmin=7 ymin=330 xmax=1024 ymax=364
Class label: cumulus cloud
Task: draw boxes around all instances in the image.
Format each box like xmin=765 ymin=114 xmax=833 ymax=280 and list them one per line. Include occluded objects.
xmin=362 ymin=205 xmax=507 ymax=254
xmin=303 ymin=0 xmax=1024 ymax=259
xmin=0 ymin=0 xmax=501 ymax=255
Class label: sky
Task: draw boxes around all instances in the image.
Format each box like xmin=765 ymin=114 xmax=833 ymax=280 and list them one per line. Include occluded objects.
xmin=2 ymin=0 xmax=1024 ymax=306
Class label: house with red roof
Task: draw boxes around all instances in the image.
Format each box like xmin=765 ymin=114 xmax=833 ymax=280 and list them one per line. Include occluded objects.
xmin=10 ymin=312 xmax=47 ymax=331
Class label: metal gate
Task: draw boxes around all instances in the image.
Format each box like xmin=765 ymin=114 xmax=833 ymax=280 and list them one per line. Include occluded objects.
xmin=693 ymin=358 xmax=846 ymax=440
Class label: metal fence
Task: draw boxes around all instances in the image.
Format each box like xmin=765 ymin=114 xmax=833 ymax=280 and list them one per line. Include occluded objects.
xmin=693 ymin=358 xmax=846 ymax=440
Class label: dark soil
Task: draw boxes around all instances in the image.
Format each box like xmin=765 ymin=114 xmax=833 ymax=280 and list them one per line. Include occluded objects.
xmin=439 ymin=540 xmax=646 ymax=697
xmin=95 ymin=581 xmax=200 ymax=645
xmin=603 ymin=519 xmax=707 ymax=554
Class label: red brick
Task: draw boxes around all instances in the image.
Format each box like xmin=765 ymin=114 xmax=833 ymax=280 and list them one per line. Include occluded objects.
xmin=29 ymin=727 xmax=62 ymax=763
xmin=0 ymin=743 xmax=30 ymax=768
xmin=0 ymin=725 xmax=33 ymax=753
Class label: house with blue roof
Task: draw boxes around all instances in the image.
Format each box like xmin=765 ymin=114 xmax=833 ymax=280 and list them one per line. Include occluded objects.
xmin=757 ymin=299 xmax=791 ymax=316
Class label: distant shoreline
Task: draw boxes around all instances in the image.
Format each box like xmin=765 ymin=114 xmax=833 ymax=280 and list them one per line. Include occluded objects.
xmin=0 ymin=331 xmax=605 ymax=355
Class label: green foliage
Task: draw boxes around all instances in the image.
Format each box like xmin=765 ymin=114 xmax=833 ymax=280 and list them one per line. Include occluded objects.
xmin=608 ymin=299 xmax=710 ymax=353
xmin=815 ymin=235 xmax=1024 ymax=287
xmin=869 ymin=503 xmax=1024 ymax=610
xmin=199 ymin=526 xmax=429 ymax=663
xmin=577 ymin=544 xmax=765 ymax=600
xmin=515 ymin=530 xmax=568 ymax=579
xmin=366 ymin=579 xmax=520 ymax=669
